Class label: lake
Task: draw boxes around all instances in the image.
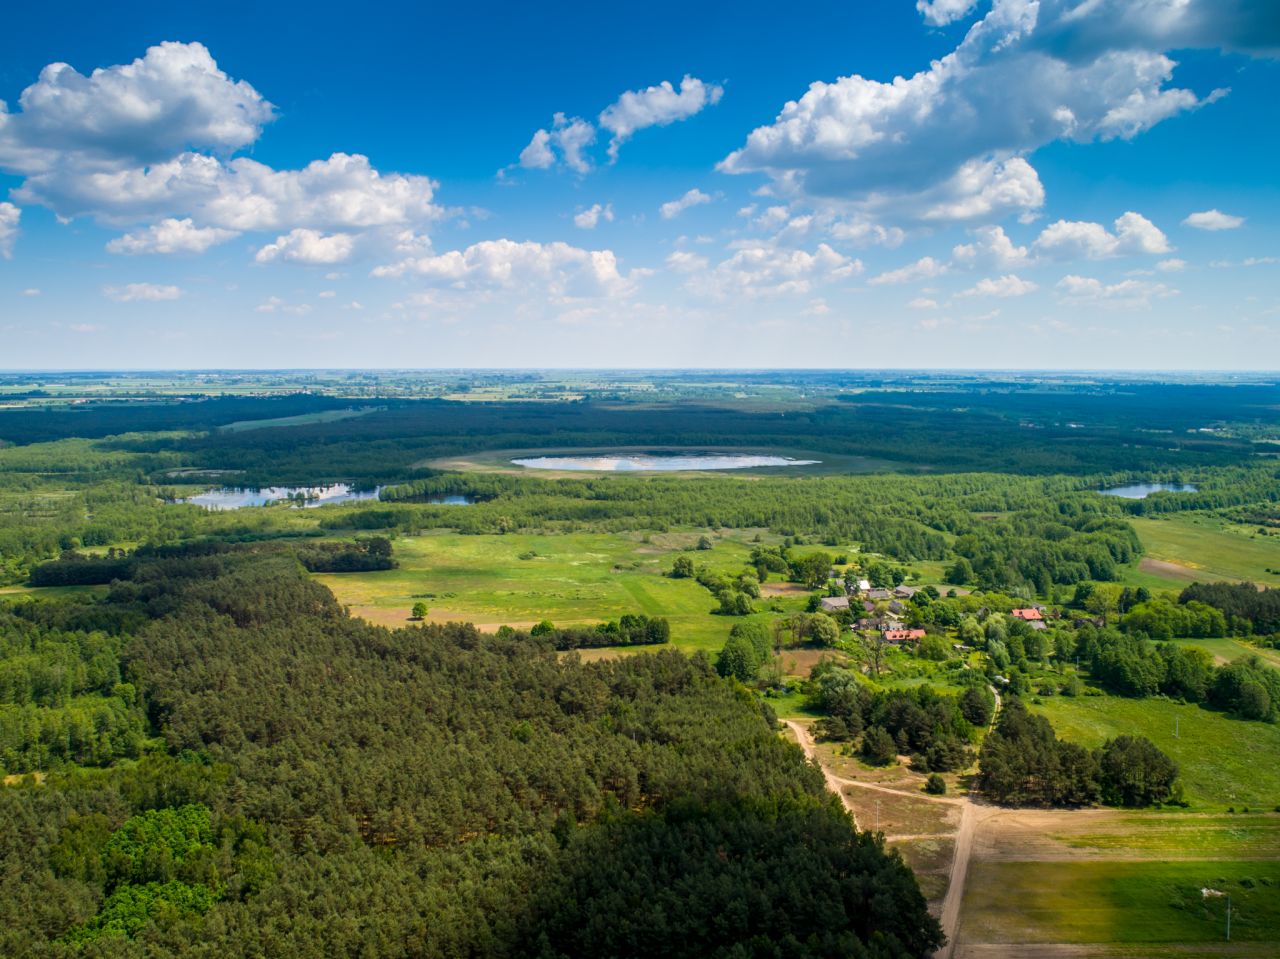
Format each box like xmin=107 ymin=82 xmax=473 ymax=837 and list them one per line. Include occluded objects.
xmin=179 ymin=485 xmax=476 ymax=509
xmin=1099 ymin=482 xmax=1198 ymax=500
xmin=511 ymin=452 xmax=821 ymax=472
xmin=179 ymin=484 xmax=384 ymax=510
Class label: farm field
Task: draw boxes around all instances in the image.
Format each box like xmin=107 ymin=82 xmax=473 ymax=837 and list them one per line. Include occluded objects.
xmin=314 ymin=529 xmax=802 ymax=653
xmin=1125 ymin=515 xmax=1280 ymax=590
xmin=957 ymin=858 xmax=1280 ymax=955
xmin=1034 ymin=695 xmax=1280 ymax=809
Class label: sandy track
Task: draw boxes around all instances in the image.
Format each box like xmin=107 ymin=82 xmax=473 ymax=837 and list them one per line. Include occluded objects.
xmin=786 ymin=688 xmax=1003 ymax=959
xmin=784 ymin=720 xmax=860 ymax=828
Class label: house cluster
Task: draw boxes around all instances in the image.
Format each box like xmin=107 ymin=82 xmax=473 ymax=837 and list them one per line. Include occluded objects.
xmin=820 ymin=578 xmax=931 ymax=644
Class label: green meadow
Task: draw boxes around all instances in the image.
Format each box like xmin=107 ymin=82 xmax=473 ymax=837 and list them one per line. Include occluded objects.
xmin=1126 ymin=514 xmax=1280 ymax=590
xmin=961 ymin=860 xmax=1280 ymax=949
xmin=315 ymin=530 xmax=807 ymax=653
xmin=1171 ymin=637 xmax=1280 ymax=670
xmin=1034 ymin=694 xmax=1280 ymax=809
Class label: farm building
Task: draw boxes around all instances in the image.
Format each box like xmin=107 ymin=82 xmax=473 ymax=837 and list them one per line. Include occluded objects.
xmin=882 ymin=628 xmax=926 ymax=643
xmin=1010 ymin=608 xmax=1043 ymax=621
xmin=820 ymin=596 xmax=850 ymax=613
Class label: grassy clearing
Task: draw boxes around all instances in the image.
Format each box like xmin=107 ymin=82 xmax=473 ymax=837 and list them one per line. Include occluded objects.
xmin=315 ymin=529 xmax=803 ymax=653
xmin=1055 ymin=812 xmax=1280 ymax=860
xmin=1034 ymin=695 xmax=1280 ymax=809
xmin=1125 ymin=515 xmax=1280 ymax=589
xmin=960 ymin=860 xmax=1280 ymax=948
xmin=217 ymin=407 xmax=377 ymax=432
xmin=841 ymin=784 xmax=960 ymax=838
xmin=0 ymin=584 xmax=108 ymax=601
xmin=895 ymin=836 xmax=954 ymax=904
xmin=1171 ymin=637 xmax=1280 ymax=670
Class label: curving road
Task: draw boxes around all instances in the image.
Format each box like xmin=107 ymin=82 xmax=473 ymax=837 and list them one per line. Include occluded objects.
xmin=785 ymin=684 xmax=1002 ymax=959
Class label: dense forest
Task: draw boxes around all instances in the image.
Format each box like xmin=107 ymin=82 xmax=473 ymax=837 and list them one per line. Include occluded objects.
xmin=978 ymin=698 xmax=1180 ymax=807
xmin=0 ymin=548 xmax=941 ymax=957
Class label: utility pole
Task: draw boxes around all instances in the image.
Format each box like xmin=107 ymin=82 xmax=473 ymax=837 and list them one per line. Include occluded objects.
xmin=1175 ymin=715 xmax=1179 ymax=739
xmin=1226 ymin=895 xmax=1232 ymax=942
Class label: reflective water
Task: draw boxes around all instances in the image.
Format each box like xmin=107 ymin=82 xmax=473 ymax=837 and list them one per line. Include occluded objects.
xmin=1099 ymin=483 xmax=1198 ymax=499
xmin=180 ymin=486 xmax=477 ymax=509
xmin=511 ymin=453 xmax=821 ymax=471
xmin=179 ymin=484 xmax=383 ymax=510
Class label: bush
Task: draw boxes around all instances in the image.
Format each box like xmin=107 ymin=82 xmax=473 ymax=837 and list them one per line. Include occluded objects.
xmin=924 ymin=774 xmax=946 ymax=795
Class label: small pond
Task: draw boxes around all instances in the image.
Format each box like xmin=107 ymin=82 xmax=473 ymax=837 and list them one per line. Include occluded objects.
xmin=179 ymin=484 xmax=384 ymax=510
xmin=511 ymin=452 xmax=821 ymax=472
xmin=1098 ymin=482 xmax=1198 ymax=500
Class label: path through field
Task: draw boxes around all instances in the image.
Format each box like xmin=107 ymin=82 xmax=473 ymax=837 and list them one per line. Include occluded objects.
xmin=784 ymin=719 xmax=859 ymax=828
xmin=786 ymin=687 xmax=1002 ymax=959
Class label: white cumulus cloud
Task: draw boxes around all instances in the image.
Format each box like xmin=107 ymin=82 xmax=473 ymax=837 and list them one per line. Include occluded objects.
xmin=255 ymin=228 xmax=355 ymax=265
xmin=0 ymin=41 xmax=273 ymax=174
xmin=717 ymin=0 xmax=1261 ymax=220
xmin=0 ymin=44 xmax=442 ymax=254
xmin=1055 ymin=274 xmax=1175 ymax=309
xmin=573 ymin=203 xmax=614 ymax=229
xmin=1034 ymin=211 xmax=1170 ymax=259
xmin=517 ymin=114 xmax=596 ymax=174
xmin=660 ymin=188 xmax=713 ymax=220
xmin=868 ymin=255 xmax=949 ymax=285
xmin=685 ymin=243 xmax=861 ymax=299
xmin=106 ymin=217 xmax=237 ymax=254
xmin=0 ymin=202 xmax=19 ymax=258
xmin=103 ymin=282 xmax=182 ymax=302
xmin=917 ymin=0 xmax=979 ymax=27
xmin=255 ymin=295 xmax=312 ymax=315
xmin=599 ymin=75 xmax=723 ymax=160
xmin=1183 ymin=209 xmax=1244 ymax=231
xmin=666 ymin=250 xmax=709 ymax=274
xmin=958 ymin=273 xmax=1038 ymax=297
xmin=952 ymin=225 xmax=1029 ymax=269
xmin=372 ymin=238 xmax=643 ymax=298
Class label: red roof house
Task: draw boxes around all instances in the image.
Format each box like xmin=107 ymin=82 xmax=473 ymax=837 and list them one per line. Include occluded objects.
xmin=882 ymin=628 xmax=927 ymax=643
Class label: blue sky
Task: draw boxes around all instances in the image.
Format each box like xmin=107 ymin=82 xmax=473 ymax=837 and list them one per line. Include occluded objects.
xmin=1 ymin=0 xmax=1277 ymax=369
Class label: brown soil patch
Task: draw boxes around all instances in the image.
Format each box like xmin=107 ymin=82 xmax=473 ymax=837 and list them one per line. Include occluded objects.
xmin=776 ymin=648 xmax=847 ymax=678
xmin=1139 ymin=557 xmax=1203 ymax=580
xmin=969 ymin=808 xmax=1280 ymax=863
xmin=344 ymin=605 xmax=544 ymax=634
xmin=760 ymin=582 xmax=811 ymax=597
xmin=565 ymin=647 xmax=647 ymax=663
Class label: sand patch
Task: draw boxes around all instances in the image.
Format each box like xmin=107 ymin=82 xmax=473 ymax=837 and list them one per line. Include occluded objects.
xmin=760 ymin=582 xmax=811 ymax=597
xmin=1139 ymin=557 xmax=1204 ymax=580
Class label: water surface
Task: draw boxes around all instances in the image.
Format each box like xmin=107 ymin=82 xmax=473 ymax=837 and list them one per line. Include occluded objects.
xmin=1099 ymin=482 xmax=1198 ymax=500
xmin=179 ymin=484 xmax=383 ymax=510
xmin=511 ymin=453 xmax=821 ymax=472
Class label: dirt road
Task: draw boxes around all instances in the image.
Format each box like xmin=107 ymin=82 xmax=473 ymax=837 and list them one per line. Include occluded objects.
xmin=784 ymin=719 xmax=860 ymax=828
xmin=785 ymin=685 xmax=1001 ymax=959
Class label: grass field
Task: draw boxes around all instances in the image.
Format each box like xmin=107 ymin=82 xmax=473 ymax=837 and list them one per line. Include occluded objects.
xmin=217 ymin=407 xmax=378 ymax=432
xmin=1124 ymin=515 xmax=1280 ymax=590
xmin=315 ymin=529 xmax=805 ymax=653
xmin=960 ymin=860 xmax=1280 ymax=949
xmin=1172 ymin=637 xmax=1280 ymax=670
xmin=1034 ymin=695 xmax=1280 ymax=809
